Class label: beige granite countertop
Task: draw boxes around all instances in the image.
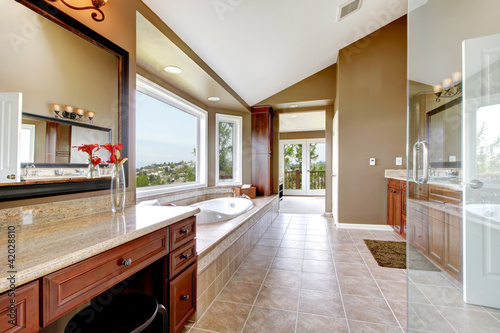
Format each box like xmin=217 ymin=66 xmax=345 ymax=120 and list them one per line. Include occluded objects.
xmin=385 ymin=169 xmax=463 ymax=190
xmin=0 ymin=205 xmax=199 ymax=293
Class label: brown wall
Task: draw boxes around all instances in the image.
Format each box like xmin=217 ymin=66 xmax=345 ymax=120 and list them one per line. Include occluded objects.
xmin=337 ymin=16 xmax=407 ymax=225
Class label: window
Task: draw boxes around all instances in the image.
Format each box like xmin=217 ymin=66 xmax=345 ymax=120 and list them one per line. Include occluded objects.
xmin=136 ymin=75 xmax=207 ymax=196
xmin=216 ymin=113 xmax=242 ymax=186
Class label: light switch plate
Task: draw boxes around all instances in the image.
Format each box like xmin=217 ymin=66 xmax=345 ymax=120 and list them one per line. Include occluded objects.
xmin=396 ymin=157 xmax=403 ymax=165
xmin=369 ymin=158 xmax=376 ymax=166
xmin=449 ymin=156 xmax=456 ymax=162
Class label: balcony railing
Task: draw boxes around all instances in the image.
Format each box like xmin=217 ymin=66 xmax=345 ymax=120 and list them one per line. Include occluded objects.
xmin=284 ymin=170 xmax=325 ymax=190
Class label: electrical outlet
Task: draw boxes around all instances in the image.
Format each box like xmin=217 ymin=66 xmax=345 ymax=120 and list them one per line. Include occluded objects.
xmin=396 ymin=157 xmax=403 ymax=166
xmin=449 ymin=156 xmax=456 ymax=162
xmin=369 ymin=158 xmax=376 ymax=166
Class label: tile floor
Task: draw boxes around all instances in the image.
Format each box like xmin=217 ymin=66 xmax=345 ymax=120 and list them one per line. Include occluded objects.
xmin=184 ymin=213 xmax=409 ymax=332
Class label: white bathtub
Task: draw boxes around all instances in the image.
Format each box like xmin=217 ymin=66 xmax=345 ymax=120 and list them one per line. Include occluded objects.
xmin=189 ymin=197 xmax=254 ymax=224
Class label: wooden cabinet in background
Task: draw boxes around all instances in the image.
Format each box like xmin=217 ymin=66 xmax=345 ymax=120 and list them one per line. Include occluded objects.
xmin=0 ymin=281 xmax=39 ymax=332
xmin=251 ymin=105 xmax=273 ymax=196
xmin=387 ymin=178 xmax=406 ymax=238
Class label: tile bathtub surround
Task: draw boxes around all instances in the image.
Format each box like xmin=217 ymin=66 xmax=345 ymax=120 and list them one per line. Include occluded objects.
xmin=189 ymin=214 xmax=409 ymax=332
xmin=195 ymin=197 xmax=279 ymax=320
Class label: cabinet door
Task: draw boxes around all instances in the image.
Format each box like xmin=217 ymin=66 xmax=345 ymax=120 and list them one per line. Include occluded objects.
xmin=169 ymin=263 xmax=197 ymax=333
xmin=411 ymin=219 xmax=429 ymax=254
xmin=445 ymin=212 xmax=462 ymax=279
xmin=388 ymin=188 xmax=402 ymax=233
xmin=428 ymin=216 xmax=445 ymax=265
xmin=0 ymin=281 xmax=39 ymax=332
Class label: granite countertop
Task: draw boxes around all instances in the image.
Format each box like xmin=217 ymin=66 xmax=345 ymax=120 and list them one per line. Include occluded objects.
xmin=385 ymin=169 xmax=463 ymax=190
xmin=0 ymin=205 xmax=199 ymax=293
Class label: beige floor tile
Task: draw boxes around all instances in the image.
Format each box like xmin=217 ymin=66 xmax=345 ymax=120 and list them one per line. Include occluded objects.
xmin=408 ymin=302 xmax=457 ymax=332
xmin=417 ymin=285 xmax=483 ymax=310
xmin=261 ymin=232 xmax=285 ymax=240
xmin=437 ymin=306 xmax=500 ymax=333
xmin=243 ymin=253 xmax=274 ymax=269
xmin=333 ymin=251 xmax=366 ymax=264
xmin=304 ymin=241 xmax=330 ymax=251
xmin=347 ymin=320 xmax=403 ymax=333
xmin=343 ymin=294 xmax=399 ymax=326
xmin=335 ymin=262 xmax=372 ymax=278
xmin=248 ymin=245 xmax=279 ymax=257
xmin=338 ymin=275 xmax=384 ymax=298
xmin=242 ymin=307 xmax=297 ymax=333
xmin=271 ymin=257 xmax=304 ymax=271
xmin=264 ymin=269 xmax=302 ymax=289
xmin=305 ymin=234 xmax=329 ymax=243
xmin=216 ymin=280 xmax=261 ymax=305
xmin=194 ymin=300 xmax=252 ymax=333
xmin=282 ymin=233 xmax=306 ymax=241
xmin=296 ymin=313 xmax=348 ymax=333
xmin=280 ymin=240 xmax=306 ymax=249
xmin=377 ymin=279 xmax=407 ymax=301
xmin=231 ymin=264 xmax=268 ymax=285
xmin=298 ymin=289 xmax=345 ymax=318
xmin=331 ymin=242 xmax=360 ymax=252
xmin=275 ymin=247 xmax=304 ymax=259
xmin=302 ymin=259 xmax=336 ymax=274
xmin=387 ymin=299 xmax=407 ymax=328
xmin=303 ymin=249 xmax=332 ymax=261
xmin=300 ymin=271 xmax=339 ymax=292
xmin=258 ymin=238 xmax=282 ymax=247
xmin=369 ymin=265 xmax=407 ymax=282
xmin=254 ymin=285 xmax=300 ymax=311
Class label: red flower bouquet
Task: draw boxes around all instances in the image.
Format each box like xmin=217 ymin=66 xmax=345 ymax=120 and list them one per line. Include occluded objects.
xmin=73 ymin=144 xmax=101 ymax=178
xmin=101 ymin=143 xmax=128 ymax=212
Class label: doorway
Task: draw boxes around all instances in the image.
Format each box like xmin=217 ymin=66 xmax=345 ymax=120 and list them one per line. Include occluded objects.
xmin=280 ymin=139 xmax=326 ymax=196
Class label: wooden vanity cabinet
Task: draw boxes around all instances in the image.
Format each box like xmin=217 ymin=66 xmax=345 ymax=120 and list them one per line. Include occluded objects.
xmin=168 ymin=263 xmax=197 ymax=333
xmin=0 ymin=281 xmax=39 ymax=332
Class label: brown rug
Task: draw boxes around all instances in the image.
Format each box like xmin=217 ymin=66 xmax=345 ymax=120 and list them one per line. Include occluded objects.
xmin=364 ymin=239 xmax=407 ymax=269
xmin=364 ymin=239 xmax=441 ymax=271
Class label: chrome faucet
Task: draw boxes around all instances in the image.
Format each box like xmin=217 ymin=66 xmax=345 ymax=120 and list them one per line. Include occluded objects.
xmin=230 ymin=189 xmax=236 ymax=197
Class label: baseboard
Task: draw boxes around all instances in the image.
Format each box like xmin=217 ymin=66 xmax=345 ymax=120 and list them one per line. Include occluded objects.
xmin=323 ymin=212 xmax=333 ymax=218
xmin=335 ymin=221 xmax=393 ymax=231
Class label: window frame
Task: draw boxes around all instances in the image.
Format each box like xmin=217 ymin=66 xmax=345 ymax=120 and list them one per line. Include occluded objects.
xmin=136 ymin=75 xmax=208 ymax=197
xmin=215 ymin=113 xmax=242 ymax=186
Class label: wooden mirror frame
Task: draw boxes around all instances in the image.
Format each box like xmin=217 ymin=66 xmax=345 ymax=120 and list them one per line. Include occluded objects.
xmin=1 ymin=0 xmax=129 ymax=201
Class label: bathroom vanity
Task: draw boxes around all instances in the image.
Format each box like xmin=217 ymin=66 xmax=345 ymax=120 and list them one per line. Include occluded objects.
xmin=386 ymin=175 xmax=463 ymax=281
xmin=0 ymin=206 xmax=199 ymax=333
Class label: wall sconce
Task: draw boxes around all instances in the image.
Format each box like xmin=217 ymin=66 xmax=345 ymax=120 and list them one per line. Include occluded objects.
xmin=433 ymin=72 xmax=462 ymax=102
xmin=47 ymin=0 xmax=109 ymax=22
xmin=53 ymin=104 xmax=95 ymax=123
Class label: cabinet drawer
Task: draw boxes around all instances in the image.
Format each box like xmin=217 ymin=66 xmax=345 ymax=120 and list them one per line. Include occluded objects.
xmin=169 ymin=263 xmax=197 ymax=333
xmin=0 ymin=281 xmax=39 ymax=333
xmin=170 ymin=217 xmax=196 ymax=251
xmin=388 ymin=178 xmax=402 ymax=190
xmin=409 ymin=182 xmax=428 ymax=198
xmin=42 ymin=228 xmax=169 ymax=326
xmin=169 ymin=240 xmax=196 ymax=279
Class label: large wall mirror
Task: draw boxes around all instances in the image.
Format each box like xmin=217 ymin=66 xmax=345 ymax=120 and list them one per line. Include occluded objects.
xmin=0 ymin=0 xmax=129 ymax=201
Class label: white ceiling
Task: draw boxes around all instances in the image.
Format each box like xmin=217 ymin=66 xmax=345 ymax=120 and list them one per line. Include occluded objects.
xmin=280 ymin=111 xmax=326 ymax=132
xmin=142 ymin=0 xmax=407 ymax=106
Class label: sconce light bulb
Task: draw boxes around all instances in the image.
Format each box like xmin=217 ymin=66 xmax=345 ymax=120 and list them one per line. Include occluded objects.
xmin=65 ymin=105 xmax=74 ymax=113
xmin=87 ymin=111 xmax=95 ymax=119
xmin=433 ymin=84 xmax=443 ymax=94
xmin=452 ymin=71 xmax=462 ymax=84
xmin=442 ymin=78 xmax=453 ymax=90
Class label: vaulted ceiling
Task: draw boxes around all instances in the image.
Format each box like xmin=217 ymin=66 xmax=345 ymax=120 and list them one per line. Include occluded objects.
xmin=140 ymin=0 xmax=407 ymax=109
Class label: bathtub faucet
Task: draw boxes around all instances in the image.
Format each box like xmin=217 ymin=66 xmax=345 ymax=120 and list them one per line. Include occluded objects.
xmin=230 ymin=189 xmax=236 ymax=197
xmin=240 ymin=194 xmax=251 ymax=200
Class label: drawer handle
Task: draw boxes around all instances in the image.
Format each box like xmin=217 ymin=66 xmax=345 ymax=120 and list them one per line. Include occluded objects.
xmin=181 ymin=295 xmax=190 ymax=301
xmin=180 ymin=253 xmax=190 ymax=260
xmin=180 ymin=229 xmax=189 ymax=235
xmin=122 ymin=258 xmax=132 ymax=267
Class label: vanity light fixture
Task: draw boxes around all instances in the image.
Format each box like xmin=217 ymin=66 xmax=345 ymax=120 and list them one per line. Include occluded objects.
xmin=52 ymin=104 xmax=95 ymax=123
xmin=164 ymin=66 xmax=183 ymax=74
xmin=47 ymin=0 xmax=109 ymax=22
xmin=208 ymin=97 xmax=221 ymax=102
xmin=433 ymin=71 xmax=462 ymax=102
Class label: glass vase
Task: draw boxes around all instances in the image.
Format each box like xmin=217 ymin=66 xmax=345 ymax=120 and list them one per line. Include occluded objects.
xmin=110 ymin=164 xmax=126 ymax=213
xmin=87 ymin=164 xmax=100 ymax=179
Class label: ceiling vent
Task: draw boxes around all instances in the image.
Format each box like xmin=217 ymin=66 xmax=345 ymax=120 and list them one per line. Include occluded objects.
xmin=337 ymin=0 xmax=362 ymax=21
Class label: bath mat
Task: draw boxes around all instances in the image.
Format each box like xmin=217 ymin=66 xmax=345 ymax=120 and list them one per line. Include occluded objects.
xmin=363 ymin=239 xmax=441 ymax=271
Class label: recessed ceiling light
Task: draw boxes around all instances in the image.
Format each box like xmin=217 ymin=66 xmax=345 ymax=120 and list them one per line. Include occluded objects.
xmin=164 ymin=66 xmax=182 ymax=74
xmin=208 ymin=97 xmax=220 ymax=102
xmin=289 ymin=104 xmax=298 ymax=108
xmin=296 ymin=127 xmax=302 ymax=130
xmin=291 ymin=115 xmax=298 ymax=118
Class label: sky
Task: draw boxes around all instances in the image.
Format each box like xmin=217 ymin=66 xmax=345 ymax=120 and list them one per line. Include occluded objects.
xmin=136 ymin=91 xmax=196 ymax=168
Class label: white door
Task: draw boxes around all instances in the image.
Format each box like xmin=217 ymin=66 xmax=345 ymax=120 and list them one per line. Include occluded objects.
xmin=0 ymin=93 xmax=22 ymax=183
xmin=463 ymin=33 xmax=500 ymax=308
xmin=332 ymin=112 xmax=339 ymax=222
xmin=281 ymin=139 xmax=326 ymax=196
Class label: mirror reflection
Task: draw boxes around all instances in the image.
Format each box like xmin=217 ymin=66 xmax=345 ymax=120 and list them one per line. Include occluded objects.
xmin=20 ymin=113 xmax=111 ymax=165
xmin=0 ymin=0 xmax=119 ymax=184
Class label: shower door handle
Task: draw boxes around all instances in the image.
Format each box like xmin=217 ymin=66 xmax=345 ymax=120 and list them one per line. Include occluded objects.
xmin=413 ymin=141 xmax=429 ymax=185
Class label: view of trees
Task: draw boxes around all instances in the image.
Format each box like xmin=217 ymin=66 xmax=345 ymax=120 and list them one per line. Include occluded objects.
xmin=219 ymin=122 xmax=234 ymax=180
xmin=477 ymin=121 xmax=500 ymax=177
xmin=136 ymin=160 xmax=196 ymax=188
xmin=284 ymin=143 xmax=325 ymax=190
